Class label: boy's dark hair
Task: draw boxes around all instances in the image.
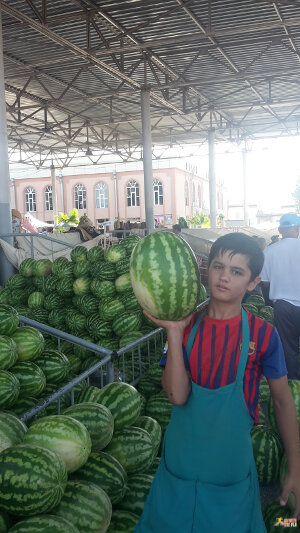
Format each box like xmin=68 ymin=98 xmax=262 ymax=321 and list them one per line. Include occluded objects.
xmin=172 ymin=224 xmax=181 ymax=233
xmin=208 ymin=232 xmax=264 ymax=280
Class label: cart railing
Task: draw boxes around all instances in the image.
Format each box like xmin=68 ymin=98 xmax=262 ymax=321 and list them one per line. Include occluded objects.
xmin=0 ymin=232 xmax=76 ymax=261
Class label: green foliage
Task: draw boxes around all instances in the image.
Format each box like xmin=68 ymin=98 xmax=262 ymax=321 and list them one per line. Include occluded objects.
xmin=178 ymin=216 xmax=188 ymax=228
xmin=56 ymin=209 xmax=79 ymax=232
xmin=186 ymin=213 xmax=210 ymax=228
xmin=293 ymin=177 xmax=300 ymax=213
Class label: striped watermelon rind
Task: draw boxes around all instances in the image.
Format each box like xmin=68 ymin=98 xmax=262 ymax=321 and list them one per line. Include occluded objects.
xmin=130 ymin=232 xmax=201 ymax=320
xmin=63 ymin=402 xmax=114 ymax=451
xmin=36 ymin=350 xmax=71 ymax=384
xmin=145 ymin=392 xmax=172 ymax=433
xmin=71 ymin=451 xmax=127 ymax=505
xmin=134 ymin=415 xmax=162 ymax=460
xmin=0 ymin=335 xmax=18 ymax=370
xmin=118 ymin=473 xmax=154 ymax=517
xmin=96 ymin=382 xmax=141 ymax=430
xmin=0 ymin=444 xmax=67 ymax=516
xmin=0 ymin=370 xmax=20 ymax=408
xmin=23 ymin=415 xmax=92 ymax=473
xmin=107 ymin=509 xmax=139 ymax=533
xmin=8 ymin=515 xmax=80 ymax=533
xmin=10 ymin=361 xmax=46 ymax=397
xmin=11 ymin=326 xmax=45 ymax=361
xmin=52 ymin=480 xmax=112 ymax=533
xmin=0 ymin=305 xmax=19 ymax=336
xmin=0 ymin=412 xmax=27 ymax=452
xmin=104 ymin=426 xmax=153 ymax=474
xmin=251 ymin=424 xmax=283 ymax=485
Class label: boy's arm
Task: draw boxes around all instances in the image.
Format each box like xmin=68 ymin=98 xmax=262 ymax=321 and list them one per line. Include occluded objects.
xmin=143 ymin=311 xmax=192 ymax=405
xmin=267 ymin=376 xmax=300 ymax=519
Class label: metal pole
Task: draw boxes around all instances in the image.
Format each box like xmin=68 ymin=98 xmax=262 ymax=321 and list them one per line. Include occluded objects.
xmin=208 ymin=128 xmax=217 ymax=229
xmin=141 ymin=88 xmax=154 ymax=231
xmin=51 ymin=164 xmax=58 ymax=225
xmin=0 ymin=9 xmax=15 ymax=284
xmin=11 ymin=177 xmax=16 ymax=209
xmin=242 ymin=149 xmax=249 ymax=226
xmin=59 ymin=171 xmax=64 ymax=213
xmin=113 ymin=169 xmax=119 ymax=224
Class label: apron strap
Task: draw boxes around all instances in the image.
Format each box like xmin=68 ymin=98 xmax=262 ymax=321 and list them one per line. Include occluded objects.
xmin=235 ymin=308 xmax=250 ymax=383
xmin=186 ymin=309 xmax=206 ymax=362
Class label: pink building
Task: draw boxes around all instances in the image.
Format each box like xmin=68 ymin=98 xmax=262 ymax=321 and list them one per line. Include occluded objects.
xmin=10 ymin=167 xmax=217 ymax=228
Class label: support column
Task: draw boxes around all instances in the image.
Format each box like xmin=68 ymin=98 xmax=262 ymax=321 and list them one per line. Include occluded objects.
xmin=141 ymin=88 xmax=154 ymax=232
xmin=208 ymin=128 xmax=217 ymax=229
xmin=0 ymin=9 xmax=15 ymax=283
xmin=59 ymin=171 xmax=64 ymax=214
xmin=51 ymin=164 xmax=58 ymax=226
xmin=113 ymin=169 xmax=119 ymax=224
xmin=242 ymin=149 xmax=249 ymax=226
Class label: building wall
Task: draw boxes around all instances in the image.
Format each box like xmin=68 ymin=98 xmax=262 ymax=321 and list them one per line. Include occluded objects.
xmin=11 ymin=168 xmax=210 ymax=227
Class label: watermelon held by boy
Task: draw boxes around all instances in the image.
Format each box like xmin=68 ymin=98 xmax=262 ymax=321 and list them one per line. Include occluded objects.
xmin=263 ymin=499 xmax=295 ymax=532
xmin=130 ymin=232 xmax=201 ymax=320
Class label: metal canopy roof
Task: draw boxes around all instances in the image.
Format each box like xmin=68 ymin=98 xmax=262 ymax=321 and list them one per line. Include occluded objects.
xmin=2 ymin=0 xmax=300 ymax=168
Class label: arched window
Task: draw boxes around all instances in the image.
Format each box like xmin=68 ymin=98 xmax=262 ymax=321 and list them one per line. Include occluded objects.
xmin=25 ymin=187 xmax=36 ymax=212
xmin=153 ymin=179 xmax=163 ymax=206
xmin=185 ymin=182 xmax=189 ymax=206
xmin=45 ymin=185 xmax=53 ymax=211
xmin=74 ymin=184 xmax=86 ymax=210
xmin=95 ymin=182 xmax=108 ymax=208
xmin=127 ymin=180 xmax=140 ymax=207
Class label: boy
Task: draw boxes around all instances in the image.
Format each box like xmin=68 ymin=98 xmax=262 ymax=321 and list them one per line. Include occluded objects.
xmin=135 ymin=233 xmax=300 ymax=533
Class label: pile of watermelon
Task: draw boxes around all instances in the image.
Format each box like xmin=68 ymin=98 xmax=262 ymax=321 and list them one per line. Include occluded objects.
xmin=0 ymin=372 xmax=173 ymax=532
xmin=243 ymin=294 xmax=274 ymax=324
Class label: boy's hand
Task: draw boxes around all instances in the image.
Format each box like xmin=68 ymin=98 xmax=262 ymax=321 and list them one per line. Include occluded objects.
xmin=280 ymin=463 xmax=300 ymax=519
xmin=143 ymin=310 xmax=193 ymax=333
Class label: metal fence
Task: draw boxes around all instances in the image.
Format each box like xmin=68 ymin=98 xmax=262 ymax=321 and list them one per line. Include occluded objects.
xmin=0 ymin=232 xmax=76 ymax=261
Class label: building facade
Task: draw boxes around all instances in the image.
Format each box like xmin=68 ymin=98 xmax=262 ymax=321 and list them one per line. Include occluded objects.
xmin=10 ymin=167 xmax=225 ymax=228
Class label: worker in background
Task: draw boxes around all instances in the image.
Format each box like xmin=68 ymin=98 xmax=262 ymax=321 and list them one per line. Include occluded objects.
xmin=260 ymin=213 xmax=300 ymax=380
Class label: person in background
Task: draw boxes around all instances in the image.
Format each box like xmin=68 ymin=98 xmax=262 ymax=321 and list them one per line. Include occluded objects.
xmin=172 ymin=223 xmax=182 ymax=235
xmin=260 ymin=213 xmax=300 ymax=380
xmin=269 ymin=234 xmax=279 ymax=245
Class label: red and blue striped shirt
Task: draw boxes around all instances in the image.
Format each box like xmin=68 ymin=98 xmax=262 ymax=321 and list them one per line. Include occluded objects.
xmin=160 ymin=309 xmax=287 ymax=424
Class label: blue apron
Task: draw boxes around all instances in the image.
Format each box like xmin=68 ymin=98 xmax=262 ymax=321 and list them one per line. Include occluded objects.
xmin=135 ymin=309 xmax=266 ymax=533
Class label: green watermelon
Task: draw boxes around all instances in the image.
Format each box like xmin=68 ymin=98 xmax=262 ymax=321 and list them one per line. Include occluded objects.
xmin=8 ymin=515 xmax=80 ymax=533
xmin=137 ymin=377 xmax=162 ymax=399
xmin=251 ymin=425 xmax=283 ymax=485
xmin=100 ymin=299 xmax=125 ymax=321
xmin=107 ymin=510 xmax=139 ymax=533
xmin=0 ymin=335 xmax=18 ymax=370
xmin=19 ymin=258 xmax=36 ymax=277
xmin=0 ymin=370 xmax=20 ymax=408
xmin=67 ymin=354 xmax=82 ymax=374
xmin=145 ymin=392 xmax=172 ymax=433
xmin=42 ymin=384 xmax=70 ymax=415
xmin=56 ymin=262 xmax=74 ymax=279
xmin=24 ymin=415 xmax=91 ymax=473
xmin=245 ymin=294 xmax=265 ymax=308
xmin=30 ymin=307 xmax=49 ymax=324
xmin=52 ymin=480 xmax=112 ymax=533
xmin=0 ymin=510 xmax=10 ymax=533
xmin=86 ymin=315 xmax=112 ymax=340
xmin=279 ymin=453 xmax=297 ymax=512
xmin=52 ymin=256 xmax=70 ymax=275
xmin=115 ymin=273 xmax=132 ymax=293
xmin=0 ymin=305 xmax=19 ymax=336
xmin=118 ymin=473 xmax=153 ymax=516
xmin=263 ymin=499 xmax=295 ymax=532
xmin=75 ymin=295 xmax=98 ymax=316
xmin=48 ymin=309 xmax=66 ymax=329
xmin=0 ymin=444 xmax=67 ymax=516
xmin=0 ymin=289 xmax=11 ymax=305
xmin=104 ymin=426 xmax=153 ymax=474
xmin=10 ymin=396 xmax=47 ymax=419
xmin=71 ymin=451 xmax=127 ymax=505
xmin=87 ymin=246 xmax=104 ymax=263
xmin=90 ymin=262 xmax=116 ymax=281
xmin=33 ymin=259 xmax=52 ymax=277
xmin=97 ymin=337 xmax=120 ymax=351
xmin=72 ymin=277 xmax=90 ymax=296
xmin=0 ymin=412 xmax=27 ymax=452
xmin=268 ymin=379 xmax=300 ymax=434
xmin=90 ymin=279 xmax=116 ymax=299
xmin=112 ymin=312 xmax=142 ymax=337
xmin=130 ymin=232 xmax=201 ymax=320
xmin=27 ymin=291 xmax=44 ymax=309
xmin=66 ymin=310 xmax=86 ymax=335
xmin=105 ymin=245 xmax=127 ymax=264
xmin=36 ymin=350 xmax=70 ymax=384
xmin=119 ymin=235 xmax=141 ymax=255
xmin=63 ymin=402 xmax=114 ymax=451
xmin=147 ymin=363 xmax=164 ymax=385
xmin=11 ymin=326 xmax=45 ymax=361
xmin=145 ymin=456 xmax=161 ymax=476
xmin=73 ymin=261 xmax=90 ymax=278
xmin=77 ymin=386 xmax=102 ymax=404
xmin=5 ymin=274 xmax=27 ymax=291
xmin=120 ymin=292 xmax=141 ymax=312
xmin=134 ymin=415 xmax=162 ymax=460
xmin=10 ymin=361 xmax=46 ymax=397
xmin=115 ymin=258 xmax=130 ymax=276
xmin=44 ymin=274 xmax=59 ymax=294
xmin=57 ymin=278 xmax=74 ymax=297
xmin=97 ymin=382 xmax=141 ymax=430
xmin=198 ymin=283 xmax=207 ymax=304
xmin=71 ymin=246 xmax=88 ymax=263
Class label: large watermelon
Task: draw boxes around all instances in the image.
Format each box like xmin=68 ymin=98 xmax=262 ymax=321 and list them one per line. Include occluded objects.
xmin=0 ymin=412 xmax=27 ymax=452
xmin=27 ymin=291 xmax=44 ymax=309
xmin=130 ymin=231 xmax=201 ymax=320
xmin=0 ymin=305 xmax=19 ymax=336
xmin=8 ymin=515 xmax=80 ymax=533
xmin=0 ymin=444 xmax=67 ymax=516
xmin=87 ymin=246 xmax=104 ymax=263
xmin=52 ymin=480 xmax=112 ymax=533
xmin=96 ymin=382 xmax=141 ymax=430
xmin=23 ymin=415 xmax=91 ymax=473
xmin=134 ymin=415 xmax=162 ymax=460
xmin=145 ymin=392 xmax=172 ymax=433
xmin=70 ymin=246 xmax=88 ymax=263
xmin=77 ymin=386 xmax=103 ymax=404
xmin=107 ymin=510 xmax=139 ymax=533
xmin=118 ymin=473 xmax=153 ymax=517
xmin=112 ymin=312 xmax=142 ymax=337
xmin=71 ymin=451 xmax=127 ymax=505
xmin=5 ymin=274 xmax=27 ymax=291
xmin=10 ymin=361 xmax=46 ymax=397
xmin=63 ymin=402 xmax=114 ymax=451
xmin=268 ymin=379 xmax=300 ymax=434
xmin=43 ymin=274 xmax=59 ymax=295
xmin=11 ymin=326 xmax=45 ymax=361
xmin=104 ymin=426 xmax=153 ymax=474
xmin=0 ymin=335 xmax=18 ymax=370
xmin=104 ymin=245 xmax=127 ymax=264
xmin=33 ymin=259 xmax=52 ymax=277
xmin=36 ymin=349 xmax=70 ymax=384
xmin=251 ymin=425 xmax=283 ymax=485
xmin=0 ymin=370 xmax=20 ymax=408
xmin=19 ymin=258 xmax=36 ymax=277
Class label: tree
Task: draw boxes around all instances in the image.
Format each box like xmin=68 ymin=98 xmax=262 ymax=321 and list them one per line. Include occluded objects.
xmin=56 ymin=208 xmax=79 ymax=232
xmin=186 ymin=213 xmax=210 ymax=228
xmin=293 ymin=178 xmax=300 ymax=213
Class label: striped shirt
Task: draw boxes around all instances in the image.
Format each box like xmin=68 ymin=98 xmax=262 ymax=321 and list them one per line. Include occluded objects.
xmin=160 ymin=309 xmax=287 ymax=424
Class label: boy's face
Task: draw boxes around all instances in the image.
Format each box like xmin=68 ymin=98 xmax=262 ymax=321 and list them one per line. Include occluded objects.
xmin=208 ymin=251 xmax=260 ymax=304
